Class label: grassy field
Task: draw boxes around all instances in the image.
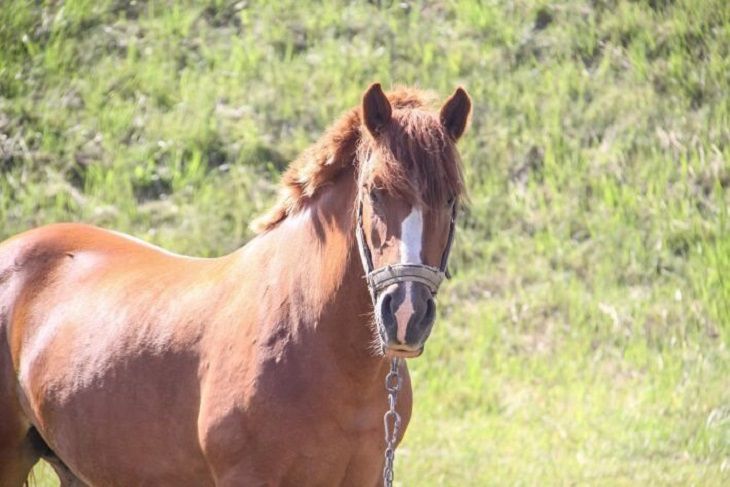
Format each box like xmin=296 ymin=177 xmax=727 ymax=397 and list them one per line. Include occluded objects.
xmin=1 ymin=0 xmax=728 ymax=485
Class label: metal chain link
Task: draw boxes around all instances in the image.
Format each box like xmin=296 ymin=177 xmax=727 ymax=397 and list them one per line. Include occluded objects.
xmin=383 ymin=357 xmax=402 ymax=487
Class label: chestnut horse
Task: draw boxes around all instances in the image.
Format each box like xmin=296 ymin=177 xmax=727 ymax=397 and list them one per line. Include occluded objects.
xmin=0 ymin=83 xmax=470 ymax=486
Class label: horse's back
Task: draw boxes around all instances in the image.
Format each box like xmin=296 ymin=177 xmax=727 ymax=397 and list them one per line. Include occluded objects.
xmin=1 ymin=222 xmax=182 ymax=267
xmin=0 ymin=222 xmax=178 ymax=293
xmin=0 ymin=223 xmax=216 ymax=485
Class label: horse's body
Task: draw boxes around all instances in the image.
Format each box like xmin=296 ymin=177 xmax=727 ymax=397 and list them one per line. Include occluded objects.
xmin=0 ymin=180 xmax=408 ymax=485
xmin=0 ymin=84 xmax=469 ymax=486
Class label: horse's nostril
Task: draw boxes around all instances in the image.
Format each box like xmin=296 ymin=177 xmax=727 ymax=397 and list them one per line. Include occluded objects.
xmin=382 ymin=294 xmax=392 ymax=313
xmin=422 ymin=298 xmax=435 ymax=327
xmin=380 ymin=293 xmax=395 ymax=323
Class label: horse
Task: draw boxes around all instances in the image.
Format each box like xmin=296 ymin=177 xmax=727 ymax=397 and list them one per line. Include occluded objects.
xmin=0 ymin=83 xmax=471 ymax=486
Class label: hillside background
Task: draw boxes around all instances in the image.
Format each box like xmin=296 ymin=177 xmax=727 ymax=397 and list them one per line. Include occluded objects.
xmin=1 ymin=0 xmax=728 ymax=485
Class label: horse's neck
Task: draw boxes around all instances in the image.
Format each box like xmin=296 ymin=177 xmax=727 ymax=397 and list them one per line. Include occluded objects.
xmin=237 ymin=171 xmax=387 ymax=386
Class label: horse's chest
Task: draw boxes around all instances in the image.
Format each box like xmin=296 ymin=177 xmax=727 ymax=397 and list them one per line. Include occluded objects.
xmin=275 ymin=414 xmax=385 ymax=485
xmin=257 ymin=399 xmax=386 ymax=480
xmin=201 ymin=380 xmax=405 ymax=486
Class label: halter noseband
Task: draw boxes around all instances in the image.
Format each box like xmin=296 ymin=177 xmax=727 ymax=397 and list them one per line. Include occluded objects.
xmin=355 ymin=197 xmax=457 ymax=302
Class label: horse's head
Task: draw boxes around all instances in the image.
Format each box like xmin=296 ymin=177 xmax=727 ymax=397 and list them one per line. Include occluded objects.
xmin=356 ymin=83 xmax=471 ymax=358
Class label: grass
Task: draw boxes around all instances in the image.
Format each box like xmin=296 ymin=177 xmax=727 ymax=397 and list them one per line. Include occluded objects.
xmin=1 ymin=0 xmax=728 ymax=485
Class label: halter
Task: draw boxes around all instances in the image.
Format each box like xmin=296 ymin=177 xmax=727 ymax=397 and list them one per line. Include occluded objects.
xmin=355 ymin=196 xmax=457 ymax=303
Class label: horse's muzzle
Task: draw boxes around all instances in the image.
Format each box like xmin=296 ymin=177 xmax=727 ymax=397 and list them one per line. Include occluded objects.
xmin=376 ymin=281 xmax=436 ymax=355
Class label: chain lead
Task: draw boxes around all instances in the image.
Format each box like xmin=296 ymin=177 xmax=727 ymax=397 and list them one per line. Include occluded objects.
xmin=383 ymin=357 xmax=402 ymax=487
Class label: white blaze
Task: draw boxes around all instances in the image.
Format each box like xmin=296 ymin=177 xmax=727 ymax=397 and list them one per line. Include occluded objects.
xmin=400 ymin=207 xmax=424 ymax=264
xmin=395 ymin=206 xmax=423 ymax=343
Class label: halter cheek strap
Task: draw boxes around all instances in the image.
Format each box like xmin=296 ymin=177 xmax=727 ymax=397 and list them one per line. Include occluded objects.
xmin=356 ymin=199 xmax=457 ymax=302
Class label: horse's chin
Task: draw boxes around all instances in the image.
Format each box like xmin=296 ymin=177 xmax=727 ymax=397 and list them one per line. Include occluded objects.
xmin=374 ymin=323 xmax=424 ymax=358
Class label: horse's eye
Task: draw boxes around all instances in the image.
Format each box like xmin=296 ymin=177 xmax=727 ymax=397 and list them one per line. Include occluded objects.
xmin=369 ymin=187 xmax=383 ymax=204
xmin=447 ymin=196 xmax=455 ymax=207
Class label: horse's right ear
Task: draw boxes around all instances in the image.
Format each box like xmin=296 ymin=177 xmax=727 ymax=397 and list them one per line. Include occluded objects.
xmin=362 ymin=83 xmax=392 ymax=137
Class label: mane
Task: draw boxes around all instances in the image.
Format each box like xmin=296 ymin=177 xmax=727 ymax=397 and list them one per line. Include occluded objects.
xmin=251 ymin=87 xmax=465 ymax=233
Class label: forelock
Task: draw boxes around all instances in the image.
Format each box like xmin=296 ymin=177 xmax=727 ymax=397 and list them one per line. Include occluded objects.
xmin=358 ymin=109 xmax=464 ymax=206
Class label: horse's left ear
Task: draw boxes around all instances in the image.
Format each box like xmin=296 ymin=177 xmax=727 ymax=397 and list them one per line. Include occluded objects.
xmin=440 ymin=87 xmax=472 ymax=141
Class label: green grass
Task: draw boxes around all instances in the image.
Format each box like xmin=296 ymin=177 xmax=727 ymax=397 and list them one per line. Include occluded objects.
xmin=1 ymin=0 xmax=728 ymax=485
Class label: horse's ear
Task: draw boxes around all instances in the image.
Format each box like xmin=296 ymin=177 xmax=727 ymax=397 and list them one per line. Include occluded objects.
xmin=440 ymin=87 xmax=471 ymax=141
xmin=362 ymin=83 xmax=392 ymax=137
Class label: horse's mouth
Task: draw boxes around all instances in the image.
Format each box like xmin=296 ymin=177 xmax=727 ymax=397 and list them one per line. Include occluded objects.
xmin=384 ymin=345 xmax=423 ymax=359
xmin=376 ymin=323 xmax=424 ymax=358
